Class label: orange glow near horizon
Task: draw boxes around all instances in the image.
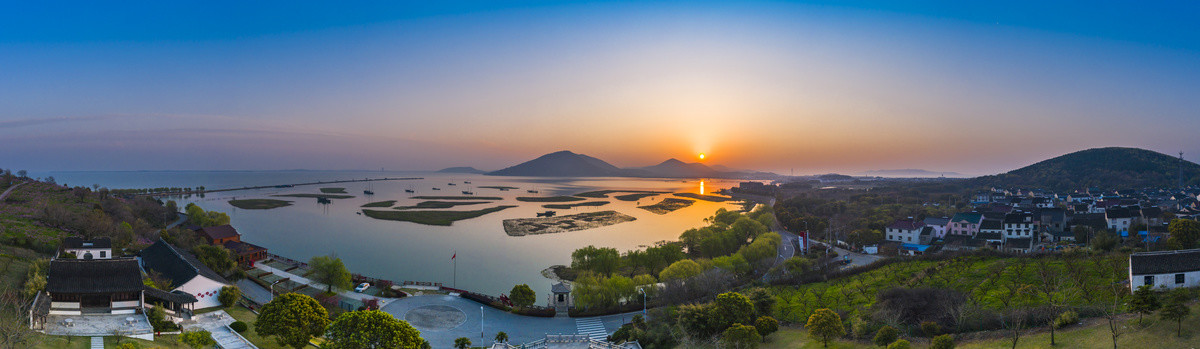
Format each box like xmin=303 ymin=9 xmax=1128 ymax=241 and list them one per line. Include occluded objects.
xmin=698 ymin=153 xmax=705 ymax=160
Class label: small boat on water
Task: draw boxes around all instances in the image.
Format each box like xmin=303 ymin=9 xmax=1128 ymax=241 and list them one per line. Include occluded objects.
xmin=526 ymin=189 xmax=539 ymax=193
xmin=404 ymin=189 xmax=415 ymax=193
xmin=462 ymin=190 xmax=474 ymax=195
xmin=448 ymin=183 xmax=457 ymax=186
xmin=537 ymin=211 xmax=557 ymax=217
xmin=317 ymin=197 xmax=332 ymax=204
xmin=363 ymin=190 xmax=374 ymax=195
xmin=464 ymin=181 xmax=471 ymax=184
xmin=432 ymin=187 xmax=441 ymax=190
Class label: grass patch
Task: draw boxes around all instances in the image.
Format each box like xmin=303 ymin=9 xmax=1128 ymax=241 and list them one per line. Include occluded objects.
xmin=225 ymin=305 xmax=294 ymax=349
xmin=319 ymin=187 xmax=347 ymax=193
xmin=516 ymin=196 xmax=586 ymax=202
xmin=638 ymin=198 xmax=695 ymax=214
xmin=360 ymin=200 xmax=397 ymax=208
xmin=503 ymin=210 xmax=636 ymax=236
xmin=411 ymin=196 xmax=502 ymax=200
xmin=228 ymin=199 xmax=293 ymax=209
xmin=614 ymin=192 xmax=663 ymax=201
xmin=673 ymin=192 xmax=733 ymax=202
xmin=543 ymin=201 xmax=610 ymax=209
xmin=479 ymin=186 xmax=519 ymax=190
xmin=394 ymin=201 xmax=491 ymax=209
xmin=362 ymin=206 xmax=517 ymax=225
xmin=272 ymin=193 xmax=355 ymax=199
xmin=574 ymin=190 xmax=668 ymax=198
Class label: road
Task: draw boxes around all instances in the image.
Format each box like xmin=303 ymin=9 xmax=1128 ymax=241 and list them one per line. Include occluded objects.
xmin=165 ymin=212 xmax=187 ymax=229
xmin=0 ymin=181 xmax=28 ymax=204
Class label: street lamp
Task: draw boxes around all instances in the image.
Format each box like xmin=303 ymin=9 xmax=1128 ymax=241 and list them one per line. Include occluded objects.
xmin=637 ymin=287 xmax=647 ymax=316
xmin=269 ymin=280 xmax=283 ymax=301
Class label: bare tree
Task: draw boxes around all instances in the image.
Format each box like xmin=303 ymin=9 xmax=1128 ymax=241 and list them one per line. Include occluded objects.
xmin=1032 ymin=257 xmax=1080 ymax=346
xmin=993 ymin=259 xmax=1033 ymax=349
xmin=0 ymin=287 xmax=42 ymax=349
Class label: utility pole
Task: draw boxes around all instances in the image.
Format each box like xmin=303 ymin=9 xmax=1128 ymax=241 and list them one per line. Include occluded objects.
xmin=1180 ymin=151 xmax=1186 ymax=189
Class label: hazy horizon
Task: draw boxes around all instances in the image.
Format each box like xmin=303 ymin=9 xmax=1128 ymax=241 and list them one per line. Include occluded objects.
xmin=4 ymin=2 xmax=1199 ymax=175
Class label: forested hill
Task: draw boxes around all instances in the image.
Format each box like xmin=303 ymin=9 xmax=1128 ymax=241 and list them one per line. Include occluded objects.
xmin=973 ymin=147 xmax=1200 ymax=191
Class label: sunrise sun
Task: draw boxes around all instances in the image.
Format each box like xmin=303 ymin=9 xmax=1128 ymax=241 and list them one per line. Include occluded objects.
xmin=698 ymin=153 xmax=706 ymax=160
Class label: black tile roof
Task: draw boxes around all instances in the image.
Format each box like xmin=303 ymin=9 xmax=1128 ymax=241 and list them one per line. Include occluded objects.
xmin=143 ymin=286 xmax=198 ymax=304
xmin=1130 ymin=249 xmax=1200 ymax=275
xmin=62 ymin=237 xmax=112 ymax=249
xmin=223 ymin=240 xmax=267 ymax=255
xmin=139 ymin=239 xmax=228 ymax=288
xmin=47 ymin=258 xmax=144 ymax=294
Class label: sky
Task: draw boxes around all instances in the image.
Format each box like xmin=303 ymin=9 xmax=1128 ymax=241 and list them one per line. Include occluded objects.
xmin=2 ymin=1 xmax=1199 ymax=176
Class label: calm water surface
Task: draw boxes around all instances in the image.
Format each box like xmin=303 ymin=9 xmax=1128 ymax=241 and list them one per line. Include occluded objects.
xmin=43 ymin=171 xmax=742 ymax=296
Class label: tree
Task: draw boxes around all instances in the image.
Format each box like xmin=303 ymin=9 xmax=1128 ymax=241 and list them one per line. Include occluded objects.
xmin=509 ymin=284 xmax=535 ymax=308
xmin=746 ymin=288 xmax=776 ymax=317
xmin=323 ymin=310 xmax=423 ymax=349
xmin=179 ymin=330 xmax=215 ymax=349
xmin=255 ymin=293 xmax=330 ymax=349
xmin=783 ymin=257 xmax=813 ymax=273
xmin=806 ymin=308 xmax=845 ymax=348
xmin=658 ymin=259 xmax=703 ymax=281
xmin=713 ymin=292 xmax=756 ymax=331
xmin=887 ymin=339 xmax=912 ymax=349
xmin=1167 ymin=219 xmax=1200 ymax=250
xmin=571 ymin=245 xmax=621 ymax=276
xmin=930 ymin=334 xmax=955 ymax=349
xmin=1159 ymin=288 xmax=1191 ymax=337
xmin=219 ymin=285 xmax=241 ymax=308
xmin=494 ymin=331 xmax=508 ymax=343
xmin=0 ymin=287 xmax=43 ymax=349
xmin=309 ymin=255 xmax=352 ymax=293
xmin=1129 ymin=285 xmax=1161 ymax=325
xmin=453 ymin=337 xmax=471 ymax=349
xmin=920 ymin=321 xmax=940 ymax=337
xmin=873 ymin=326 xmax=898 ymax=347
xmin=194 ymin=245 xmax=236 ymax=275
xmin=753 ymin=316 xmax=778 ymax=341
xmin=720 ymin=323 xmax=761 ymax=349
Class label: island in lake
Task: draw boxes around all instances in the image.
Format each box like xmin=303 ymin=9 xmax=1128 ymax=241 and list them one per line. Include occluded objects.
xmin=502 ymin=210 xmax=636 ymax=236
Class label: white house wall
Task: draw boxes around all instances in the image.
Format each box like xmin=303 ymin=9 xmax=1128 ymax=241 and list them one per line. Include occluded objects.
xmin=175 ymin=276 xmax=227 ymax=309
xmin=1129 ymin=270 xmax=1200 ymax=291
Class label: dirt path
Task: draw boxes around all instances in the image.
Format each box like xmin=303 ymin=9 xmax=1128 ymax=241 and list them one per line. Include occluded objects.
xmin=0 ymin=181 xmax=28 ymax=204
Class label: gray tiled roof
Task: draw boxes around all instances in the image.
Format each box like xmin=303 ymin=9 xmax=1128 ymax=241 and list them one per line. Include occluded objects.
xmin=1130 ymin=249 xmax=1200 ymax=275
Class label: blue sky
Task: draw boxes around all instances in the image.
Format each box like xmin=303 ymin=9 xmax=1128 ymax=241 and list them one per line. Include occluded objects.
xmin=2 ymin=1 xmax=1199 ymax=174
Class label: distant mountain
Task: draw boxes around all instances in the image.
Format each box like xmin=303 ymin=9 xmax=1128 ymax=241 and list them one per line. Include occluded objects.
xmin=861 ymin=169 xmax=966 ymax=178
xmin=974 ymin=147 xmax=1200 ymax=191
xmin=436 ymin=166 xmax=487 ymax=174
xmin=635 ymin=159 xmax=721 ymax=178
xmin=488 ymin=151 xmax=627 ymax=177
xmin=487 ymin=151 xmax=779 ymax=178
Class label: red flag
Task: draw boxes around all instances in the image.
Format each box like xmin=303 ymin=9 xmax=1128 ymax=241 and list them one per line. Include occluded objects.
xmin=451 ymin=251 xmax=456 ymax=260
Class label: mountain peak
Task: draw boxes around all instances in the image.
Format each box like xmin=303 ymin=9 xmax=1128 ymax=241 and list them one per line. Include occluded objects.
xmin=659 ymin=158 xmax=687 ymax=165
xmin=975 ymin=147 xmax=1200 ymax=191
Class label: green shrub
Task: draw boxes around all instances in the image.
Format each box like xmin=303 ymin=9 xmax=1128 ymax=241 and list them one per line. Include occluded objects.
xmin=920 ymin=321 xmax=940 ymax=337
xmin=852 ymin=316 xmax=881 ymax=339
xmin=931 ymin=334 xmax=955 ymax=349
xmin=873 ymin=325 xmax=898 ymax=347
xmin=229 ymin=320 xmax=248 ymax=332
xmin=1054 ymin=310 xmax=1079 ymax=329
xmin=887 ymin=339 xmax=912 ymax=349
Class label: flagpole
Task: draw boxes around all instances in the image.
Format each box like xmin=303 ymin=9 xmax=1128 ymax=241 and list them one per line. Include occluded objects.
xmin=453 ymin=250 xmax=457 ymax=289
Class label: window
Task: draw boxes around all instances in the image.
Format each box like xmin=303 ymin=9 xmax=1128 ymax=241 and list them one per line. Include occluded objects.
xmin=1145 ymin=275 xmax=1155 ymax=285
xmin=1177 ymin=274 xmax=1185 ymax=284
xmin=99 ymin=251 xmax=106 ymax=258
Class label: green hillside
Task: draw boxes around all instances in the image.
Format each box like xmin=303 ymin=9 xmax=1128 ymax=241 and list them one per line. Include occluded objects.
xmin=974 ymin=147 xmax=1200 ymax=191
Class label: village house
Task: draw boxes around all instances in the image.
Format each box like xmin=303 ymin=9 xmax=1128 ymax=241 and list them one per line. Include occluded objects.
xmin=922 ymin=217 xmax=950 ymax=238
xmin=885 ymin=218 xmax=925 ymax=243
xmin=1129 ymin=248 xmax=1200 ymax=291
xmin=1105 ymin=206 xmax=1138 ymax=233
xmin=194 ymin=224 xmax=268 ymax=267
xmin=139 ymin=239 xmax=230 ymax=309
xmin=60 ymin=237 xmax=112 ymax=260
xmin=947 ymin=212 xmax=983 ymax=236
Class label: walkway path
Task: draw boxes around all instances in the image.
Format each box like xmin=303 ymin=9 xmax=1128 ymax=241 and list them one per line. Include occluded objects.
xmin=0 ymin=181 xmax=27 ymax=204
xmin=575 ymin=318 xmax=609 ymax=340
xmin=90 ymin=336 xmax=102 ymax=349
xmin=182 ymin=310 xmax=256 ymax=349
xmin=254 ymin=263 xmax=396 ymax=306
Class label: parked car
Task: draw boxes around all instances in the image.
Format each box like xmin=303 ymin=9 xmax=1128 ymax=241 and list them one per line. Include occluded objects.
xmin=355 ymin=283 xmax=371 ymax=293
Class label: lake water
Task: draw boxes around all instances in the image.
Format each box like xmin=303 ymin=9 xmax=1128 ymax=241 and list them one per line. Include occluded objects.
xmin=41 ymin=170 xmax=743 ymax=296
